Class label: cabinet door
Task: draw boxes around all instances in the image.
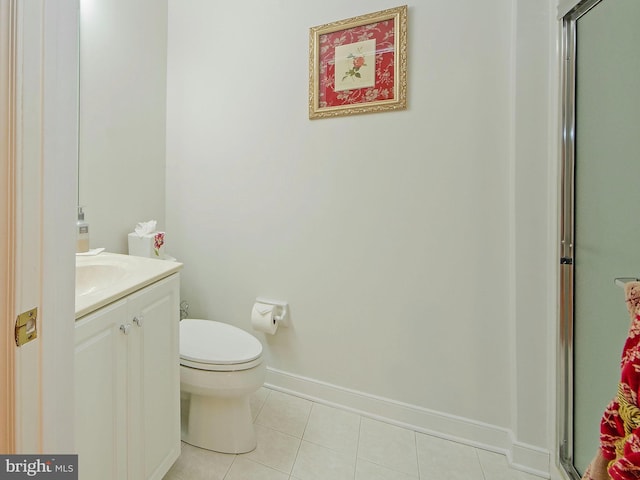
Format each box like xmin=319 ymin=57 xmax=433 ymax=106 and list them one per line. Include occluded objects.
xmin=75 ymin=299 xmax=128 ymax=480
xmin=127 ymin=274 xmax=181 ymax=480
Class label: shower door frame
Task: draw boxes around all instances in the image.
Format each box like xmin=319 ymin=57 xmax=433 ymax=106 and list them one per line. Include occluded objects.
xmin=557 ymin=0 xmax=604 ymax=478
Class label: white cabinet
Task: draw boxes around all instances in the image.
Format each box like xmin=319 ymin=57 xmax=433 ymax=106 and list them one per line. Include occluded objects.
xmin=75 ymin=273 xmax=180 ymax=480
xmin=75 ymin=298 xmax=128 ymax=479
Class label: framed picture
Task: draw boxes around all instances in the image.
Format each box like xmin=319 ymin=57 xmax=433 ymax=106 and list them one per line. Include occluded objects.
xmin=308 ymin=5 xmax=408 ymax=120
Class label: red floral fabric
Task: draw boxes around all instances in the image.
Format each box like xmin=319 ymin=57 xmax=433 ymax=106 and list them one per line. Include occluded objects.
xmin=600 ymin=313 xmax=640 ymax=479
xmin=318 ymin=20 xmax=395 ymax=108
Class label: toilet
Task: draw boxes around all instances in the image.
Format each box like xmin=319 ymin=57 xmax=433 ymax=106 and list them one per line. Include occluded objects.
xmin=179 ymin=318 xmax=266 ymax=454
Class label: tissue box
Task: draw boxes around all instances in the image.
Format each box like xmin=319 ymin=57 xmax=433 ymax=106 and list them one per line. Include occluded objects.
xmin=128 ymin=231 xmax=166 ymax=259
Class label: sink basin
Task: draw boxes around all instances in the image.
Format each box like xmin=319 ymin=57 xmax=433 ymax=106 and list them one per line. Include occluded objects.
xmin=76 ymin=264 xmax=127 ymax=296
xmin=75 ymin=252 xmax=183 ymax=319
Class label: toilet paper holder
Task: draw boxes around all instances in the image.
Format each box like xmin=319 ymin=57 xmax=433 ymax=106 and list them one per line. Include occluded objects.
xmin=255 ymin=297 xmax=289 ymax=327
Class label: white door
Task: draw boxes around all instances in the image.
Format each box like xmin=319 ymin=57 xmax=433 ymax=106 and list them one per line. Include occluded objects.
xmin=1 ymin=0 xmax=78 ymax=454
xmin=0 ymin=0 xmax=15 ymax=453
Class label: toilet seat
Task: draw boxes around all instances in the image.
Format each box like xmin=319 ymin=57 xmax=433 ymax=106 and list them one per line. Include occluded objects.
xmin=180 ymin=319 xmax=263 ymax=372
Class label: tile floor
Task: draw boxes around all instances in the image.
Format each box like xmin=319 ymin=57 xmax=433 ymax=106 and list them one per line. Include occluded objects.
xmin=163 ymin=387 xmax=543 ymax=480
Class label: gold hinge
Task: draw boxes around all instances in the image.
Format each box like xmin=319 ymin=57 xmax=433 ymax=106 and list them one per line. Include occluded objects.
xmin=15 ymin=308 xmax=38 ymax=347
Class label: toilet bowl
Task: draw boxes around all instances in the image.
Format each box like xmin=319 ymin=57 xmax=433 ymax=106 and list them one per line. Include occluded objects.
xmin=179 ymin=318 xmax=265 ymax=454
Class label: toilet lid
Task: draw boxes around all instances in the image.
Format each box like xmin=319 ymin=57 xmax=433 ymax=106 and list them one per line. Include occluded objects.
xmin=180 ymin=319 xmax=263 ymax=365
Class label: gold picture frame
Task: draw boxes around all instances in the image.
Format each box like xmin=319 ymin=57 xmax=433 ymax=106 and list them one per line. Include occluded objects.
xmin=308 ymin=5 xmax=408 ymax=120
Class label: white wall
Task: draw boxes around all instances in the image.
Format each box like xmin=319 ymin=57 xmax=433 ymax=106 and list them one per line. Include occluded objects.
xmin=512 ymin=0 xmax=558 ymax=466
xmin=166 ymin=0 xmax=557 ymax=475
xmin=167 ymin=0 xmax=511 ymax=419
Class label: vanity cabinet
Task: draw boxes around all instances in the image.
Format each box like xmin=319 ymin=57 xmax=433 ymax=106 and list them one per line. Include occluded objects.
xmin=75 ymin=273 xmax=181 ymax=480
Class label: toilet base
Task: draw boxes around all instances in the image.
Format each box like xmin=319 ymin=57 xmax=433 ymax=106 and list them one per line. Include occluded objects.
xmin=181 ymin=392 xmax=257 ymax=454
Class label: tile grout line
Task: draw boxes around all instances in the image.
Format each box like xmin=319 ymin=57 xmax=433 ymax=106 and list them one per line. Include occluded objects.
xmin=289 ymin=427 xmax=305 ymax=479
xmin=414 ymin=432 xmax=422 ymax=480
xmin=244 ymin=388 xmax=298 ymax=478
xmin=254 ymin=388 xmax=271 ymax=422
xmin=288 ymin=399 xmax=315 ymax=479
xmin=300 ymin=400 xmax=314 ymax=439
xmin=475 ymin=447 xmax=487 ymax=480
xmin=220 ymin=453 xmax=238 ymax=480
xmin=353 ymin=413 xmax=362 ymax=480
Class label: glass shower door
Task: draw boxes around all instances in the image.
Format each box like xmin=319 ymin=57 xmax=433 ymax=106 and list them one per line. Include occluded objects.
xmin=567 ymin=0 xmax=640 ymax=475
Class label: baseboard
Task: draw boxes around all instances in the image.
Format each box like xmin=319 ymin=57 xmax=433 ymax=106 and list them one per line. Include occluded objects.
xmin=265 ymin=367 xmax=550 ymax=478
xmin=509 ymin=437 xmax=553 ymax=478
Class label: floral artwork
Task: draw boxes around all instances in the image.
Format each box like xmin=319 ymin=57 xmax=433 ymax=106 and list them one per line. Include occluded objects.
xmin=309 ymin=6 xmax=407 ymax=119
xmin=334 ymin=39 xmax=376 ymax=92
xmin=319 ymin=19 xmax=394 ymax=107
xmin=153 ymin=232 xmax=165 ymax=257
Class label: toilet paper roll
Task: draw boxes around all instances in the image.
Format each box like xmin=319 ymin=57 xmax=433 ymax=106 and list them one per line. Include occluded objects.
xmin=251 ymin=302 xmax=278 ymax=335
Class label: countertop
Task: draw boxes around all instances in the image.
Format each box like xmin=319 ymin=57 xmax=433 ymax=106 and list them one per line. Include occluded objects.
xmin=75 ymin=252 xmax=183 ymax=319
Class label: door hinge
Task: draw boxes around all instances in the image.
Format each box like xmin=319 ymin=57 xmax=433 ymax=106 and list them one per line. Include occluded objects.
xmin=15 ymin=307 xmax=38 ymax=347
xmin=560 ymin=257 xmax=573 ymax=265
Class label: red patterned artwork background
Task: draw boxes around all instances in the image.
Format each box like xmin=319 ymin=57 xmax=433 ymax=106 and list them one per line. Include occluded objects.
xmin=318 ymin=20 xmax=395 ymax=108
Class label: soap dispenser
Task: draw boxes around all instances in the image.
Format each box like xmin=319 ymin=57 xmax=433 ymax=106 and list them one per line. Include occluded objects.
xmin=76 ymin=206 xmax=89 ymax=253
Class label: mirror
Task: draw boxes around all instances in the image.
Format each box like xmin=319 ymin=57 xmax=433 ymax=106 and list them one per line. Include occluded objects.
xmin=78 ymin=0 xmax=168 ymax=254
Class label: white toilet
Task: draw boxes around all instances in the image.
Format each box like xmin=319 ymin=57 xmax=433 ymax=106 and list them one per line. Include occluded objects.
xmin=179 ymin=318 xmax=266 ymax=454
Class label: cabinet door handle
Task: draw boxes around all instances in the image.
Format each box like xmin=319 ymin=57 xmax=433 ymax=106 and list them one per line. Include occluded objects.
xmin=133 ymin=315 xmax=144 ymax=327
xmin=120 ymin=324 xmax=131 ymax=335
